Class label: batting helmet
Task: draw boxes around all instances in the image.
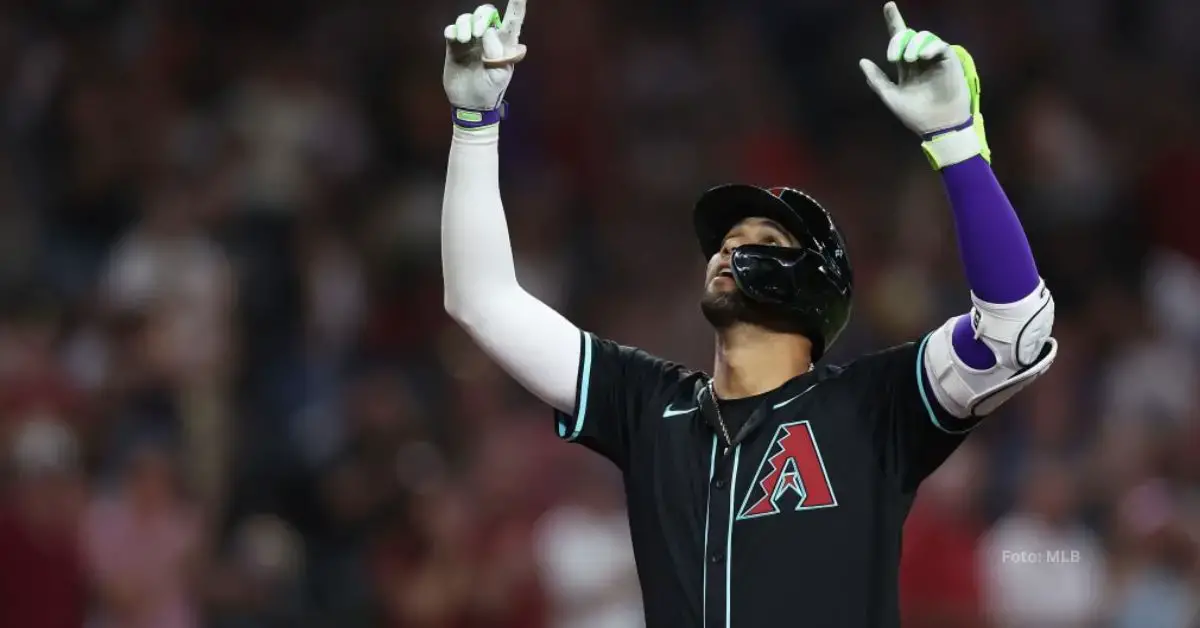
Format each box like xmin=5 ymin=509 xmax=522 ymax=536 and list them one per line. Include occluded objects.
xmin=693 ymin=184 xmax=853 ymax=361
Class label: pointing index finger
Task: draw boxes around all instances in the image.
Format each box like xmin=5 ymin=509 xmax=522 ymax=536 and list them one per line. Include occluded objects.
xmin=883 ymin=2 xmax=906 ymax=37
xmin=500 ymin=0 xmax=526 ymax=41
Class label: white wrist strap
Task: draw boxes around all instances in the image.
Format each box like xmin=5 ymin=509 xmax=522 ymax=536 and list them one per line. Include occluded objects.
xmin=921 ymin=126 xmax=983 ymax=169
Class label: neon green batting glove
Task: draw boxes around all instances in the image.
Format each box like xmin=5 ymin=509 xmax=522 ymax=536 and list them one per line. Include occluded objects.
xmin=858 ymin=2 xmax=992 ymax=169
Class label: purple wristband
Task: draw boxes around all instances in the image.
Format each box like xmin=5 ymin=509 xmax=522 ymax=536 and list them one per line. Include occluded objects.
xmin=923 ymin=116 xmax=974 ymax=141
xmin=452 ymin=101 xmax=508 ymax=129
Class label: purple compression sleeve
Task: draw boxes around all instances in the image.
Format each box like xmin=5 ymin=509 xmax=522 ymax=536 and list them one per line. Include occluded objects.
xmin=943 ymin=156 xmax=1039 ymax=301
xmin=941 ymin=155 xmax=1040 ymax=369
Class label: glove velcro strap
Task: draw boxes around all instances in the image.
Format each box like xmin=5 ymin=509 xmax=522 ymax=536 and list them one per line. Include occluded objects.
xmin=453 ymin=101 xmax=508 ymax=129
xmin=921 ymin=125 xmax=983 ymax=170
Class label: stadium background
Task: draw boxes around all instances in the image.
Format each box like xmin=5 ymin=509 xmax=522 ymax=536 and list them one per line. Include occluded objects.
xmin=1 ymin=0 xmax=1199 ymax=626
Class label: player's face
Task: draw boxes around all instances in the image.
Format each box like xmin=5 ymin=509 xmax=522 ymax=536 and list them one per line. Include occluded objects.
xmin=700 ymin=217 xmax=798 ymax=328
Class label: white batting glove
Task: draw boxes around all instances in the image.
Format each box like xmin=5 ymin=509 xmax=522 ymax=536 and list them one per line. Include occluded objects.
xmin=858 ymin=2 xmax=991 ymax=169
xmin=443 ymin=1 xmax=528 ymax=129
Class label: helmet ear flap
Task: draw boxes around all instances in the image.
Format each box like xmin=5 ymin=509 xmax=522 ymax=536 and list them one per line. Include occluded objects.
xmin=730 ymin=242 xmax=852 ymax=362
xmin=778 ymin=189 xmax=852 ymax=291
xmin=730 ymin=245 xmax=807 ymax=306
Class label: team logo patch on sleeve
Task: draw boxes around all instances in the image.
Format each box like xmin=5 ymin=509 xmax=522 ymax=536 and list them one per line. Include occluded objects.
xmin=737 ymin=421 xmax=838 ymax=520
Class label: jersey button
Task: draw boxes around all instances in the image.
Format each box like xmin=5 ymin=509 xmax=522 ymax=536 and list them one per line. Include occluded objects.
xmin=714 ymin=479 xmax=727 ymax=489
xmin=710 ymin=552 xmax=724 ymax=563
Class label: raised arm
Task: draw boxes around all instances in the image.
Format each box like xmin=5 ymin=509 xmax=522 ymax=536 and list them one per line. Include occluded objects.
xmin=861 ymin=3 xmax=1056 ymax=424
xmin=441 ymin=1 xmax=580 ymax=413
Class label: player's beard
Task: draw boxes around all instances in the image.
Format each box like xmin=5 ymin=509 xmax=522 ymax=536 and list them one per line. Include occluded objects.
xmin=700 ymin=286 xmax=807 ymax=335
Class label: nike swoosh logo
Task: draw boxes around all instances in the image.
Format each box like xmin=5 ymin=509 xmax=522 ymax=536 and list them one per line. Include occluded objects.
xmin=773 ymin=384 xmax=818 ymax=410
xmin=662 ymin=405 xmax=698 ymax=418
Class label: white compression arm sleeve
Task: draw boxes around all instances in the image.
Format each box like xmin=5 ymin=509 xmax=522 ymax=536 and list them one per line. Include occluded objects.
xmin=441 ymin=125 xmax=582 ymax=414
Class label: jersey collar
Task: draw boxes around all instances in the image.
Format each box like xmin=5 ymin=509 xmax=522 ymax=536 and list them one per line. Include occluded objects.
xmin=695 ymin=368 xmax=824 ymax=448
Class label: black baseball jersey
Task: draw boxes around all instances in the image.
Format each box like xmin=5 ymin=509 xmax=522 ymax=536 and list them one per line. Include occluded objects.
xmin=552 ymin=331 xmax=981 ymax=628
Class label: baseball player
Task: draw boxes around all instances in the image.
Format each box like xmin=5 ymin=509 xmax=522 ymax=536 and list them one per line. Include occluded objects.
xmin=440 ymin=2 xmax=1057 ymax=627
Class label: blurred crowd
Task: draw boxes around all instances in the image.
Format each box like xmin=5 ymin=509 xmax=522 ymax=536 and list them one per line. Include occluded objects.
xmin=0 ymin=0 xmax=1199 ymax=626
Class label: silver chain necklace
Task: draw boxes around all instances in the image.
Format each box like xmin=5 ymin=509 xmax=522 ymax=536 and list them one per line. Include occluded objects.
xmin=707 ymin=379 xmax=734 ymax=455
xmin=708 ymin=364 xmax=814 ymax=455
